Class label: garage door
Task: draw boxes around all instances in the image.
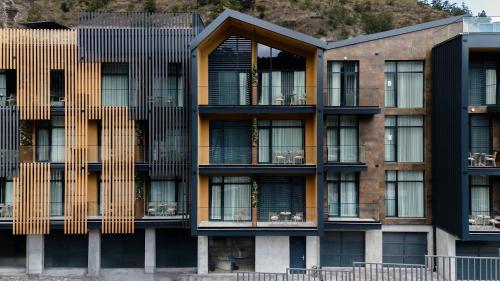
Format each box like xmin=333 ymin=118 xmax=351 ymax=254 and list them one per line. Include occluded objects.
xmin=321 ymin=231 xmax=364 ymax=267
xmin=456 ymin=242 xmax=500 ymax=280
xmin=383 ymin=232 xmax=427 ymax=264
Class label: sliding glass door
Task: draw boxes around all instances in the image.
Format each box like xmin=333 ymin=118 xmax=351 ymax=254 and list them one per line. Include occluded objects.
xmin=209 ymin=177 xmax=251 ymax=221
xmin=326 ymin=116 xmax=358 ymax=162
xmin=470 ymin=176 xmax=490 ymax=216
xmin=327 ymin=172 xmax=358 ymax=217
xmin=327 ymin=61 xmax=358 ymax=106
xmin=257 ymin=177 xmax=305 ymax=221
xmin=210 ymin=121 xmax=252 ymax=164
xmin=258 ymin=120 xmax=304 ymax=164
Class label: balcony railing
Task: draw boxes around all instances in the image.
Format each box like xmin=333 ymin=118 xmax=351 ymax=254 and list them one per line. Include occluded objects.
xmin=468 ymin=149 xmax=499 ymax=167
xmin=0 ymin=202 xmax=13 ymax=218
xmin=326 ymin=203 xmax=379 ymax=221
xmin=204 ymin=85 xmax=314 ymax=106
xmin=463 ymin=16 xmax=500 ymax=33
xmin=323 ymin=88 xmax=379 ymax=107
xmin=469 ymin=210 xmax=500 ymax=232
xmin=50 ymin=201 xmax=64 ymax=217
xmin=200 ymin=145 xmax=315 ymax=165
xmin=19 ymin=145 xmax=148 ymax=163
xmin=324 ymin=145 xmax=365 ymax=163
xmin=0 ymin=95 xmax=16 ymax=106
xmin=206 ymin=207 xmax=252 ymax=222
xmin=145 ymin=201 xmax=187 ymax=217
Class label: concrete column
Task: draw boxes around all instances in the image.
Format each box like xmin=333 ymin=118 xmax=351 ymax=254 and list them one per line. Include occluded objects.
xmin=144 ymin=228 xmax=156 ymax=273
xmin=306 ymin=236 xmax=320 ymax=268
xmin=26 ymin=235 xmax=44 ymax=275
xmin=436 ymin=227 xmax=458 ymax=280
xmin=198 ymin=236 xmax=208 ymax=275
xmin=255 ymin=236 xmax=289 ymax=273
xmin=88 ymin=229 xmax=101 ymax=276
xmin=365 ymin=230 xmax=383 ymax=263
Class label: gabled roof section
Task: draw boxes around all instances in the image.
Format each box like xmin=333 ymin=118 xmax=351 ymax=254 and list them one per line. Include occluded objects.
xmin=190 ymin=9 xmax=326 ymax=50
xmin=327 ymin=15 xmax=464 ymax=49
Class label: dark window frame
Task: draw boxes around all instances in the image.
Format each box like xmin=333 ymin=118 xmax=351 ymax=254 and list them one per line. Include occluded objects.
xmin=326 ymin=116 xmax=359 ymax=163
xmin=208 ymin=176 xmax=252 ymax=222
xmin=326 ymin=172 xmax=359 ymax=217
xmin=385 ymin=170 xmax=425 ymax=218
xmin=384 ymin=115 xmax=424 ymax=163
xmin=257 ymin=120 xmax=305 ymax=164
xmin=468 ymin=114 xmax=491 ymax=154
xmin=384 ymin=60 xmax=425 ymax=108
xmin=327 ymin=61 xmax=360 ymax=106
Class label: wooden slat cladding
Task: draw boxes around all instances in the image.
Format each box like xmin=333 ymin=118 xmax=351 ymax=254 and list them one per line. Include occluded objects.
xmin=101 ymin=107 xmax=135 ymax=233
xmin=0 ymin=29 xmax=77 ymax=120
xmin=12 ymin=163 xmax=51 ymax=235
xmin=0 ymin=106 xmax=18 ymax=177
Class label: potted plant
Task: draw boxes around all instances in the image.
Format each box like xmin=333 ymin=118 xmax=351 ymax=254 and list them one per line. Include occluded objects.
xmin=135 ymin=175 xmax=145 ymax=219
xmin=19 ymin=121 xmax=33 ymax=162
xmin=251 ymin=117 xmax=258 ymax=164
xmin=251 ymin=179 xmax=258 ymax=227
xmin=251 ymin=64 xmax=258 ymax=105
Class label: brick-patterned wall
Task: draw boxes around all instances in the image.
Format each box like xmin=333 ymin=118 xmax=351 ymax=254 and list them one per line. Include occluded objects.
xmin=323 ymin=22 xmax=462 ymax=225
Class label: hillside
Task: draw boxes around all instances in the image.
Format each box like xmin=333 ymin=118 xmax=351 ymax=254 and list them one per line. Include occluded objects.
xmin=1 ymin=0 xmax=465 ymax=41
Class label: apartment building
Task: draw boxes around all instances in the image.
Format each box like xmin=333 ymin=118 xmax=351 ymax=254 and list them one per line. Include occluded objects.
xmin=0 ymin=8 xmax=498 ymax=276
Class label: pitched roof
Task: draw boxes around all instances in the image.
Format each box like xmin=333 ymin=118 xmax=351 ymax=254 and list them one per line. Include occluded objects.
xmin=190 ymin=9 xmax=326 ymax=50
xmin=327 ymin=16 xmax=464 ymax=49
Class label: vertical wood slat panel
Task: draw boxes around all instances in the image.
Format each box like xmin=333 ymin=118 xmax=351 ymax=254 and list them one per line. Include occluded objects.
xmin=101 ymin=107 xmax=134 ymax=233
xmin=13 ymin=163 xmax=50 ymax=235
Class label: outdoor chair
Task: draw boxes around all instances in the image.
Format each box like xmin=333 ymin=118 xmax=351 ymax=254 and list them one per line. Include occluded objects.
xmin=269 ymin=212 xmax=279 ymax=222
xmin=485 ymin=151 xmax=497 ymax=166
xmin=468 ymin=152 xmax=476 ymax=166
xmin=292 ymin=212 xmax=303 ymax=222
xmin=293 ymin=149 xmax=304 ymax=164
xmin=274 ymin=150 xmax=286 ymax=164
xmin=274 ymin=93 xmax=285 ymax=105
xmin=147 ymin=202 xmax=157 ymax=216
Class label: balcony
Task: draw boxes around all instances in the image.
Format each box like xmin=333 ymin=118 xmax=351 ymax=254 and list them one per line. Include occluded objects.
xmin=144 ymin=201 xmax=187 ymax=219
xmin=323 ymin=88 xmax=380 ymax=115
xmin=469 ymin=211 xmax=500 ymax=233
xmin=468 ymin=149 xmax=500 ymax=175
xmin=198 ymin=145 xmax=316 ymax=174
xmin=324 ymin=145 xmax=367 ymax=172
xmin=0 ymin=95 xmax=16 ymax=106
xmin=0 ymin=202 xmax=12 ymax=219
xmin=324 ymin=203 xmax=380 ymax=229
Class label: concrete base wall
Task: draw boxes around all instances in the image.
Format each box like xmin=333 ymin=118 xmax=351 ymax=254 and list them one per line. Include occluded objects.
xmin=436 ymin=227 xmax=457 ymax=257
xmin=144 ymin=228 xmax=156 ymax=273
xmin=88 ymin=228 xmax=101 ymax=276
xmin=26 ymin=235 xmax=44 ymax=275
xmin=306 ymin=236 xmax=320 ymax=268
xmin=365 ymin=230 xmax=383 ymax=263
xmin=198 ymin=236 xmax=208 ymax=275
xmin=255 ymin=236 xmax=289 ymax=273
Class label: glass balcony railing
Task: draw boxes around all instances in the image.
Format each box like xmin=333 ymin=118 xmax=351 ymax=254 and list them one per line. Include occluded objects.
xmin=203 ymin=85 xmax=315 ymax=106
xmin=205 ymin=207 xmax=253 ymax=222
xmin=324 ymin=145 xmax=365 ymax=163
xmin=469 ymin=210 xmax=500 ymax=232
xmin=326 ymin=203 xmax=379 ymax=221
xmin=257 ymin=207 xmax=314 ymax=223
xmin=463 ymin=16 xmax=500 ymax=33
xmin=323 ymin=88 xmax=379 ymax=107
xmin=0 ymin=202 xmax=13 ymax=218
xmin=199 ymin=145 xmax=316 ymax=165
xmin=468 ymin=149 xmax=499 ymax=167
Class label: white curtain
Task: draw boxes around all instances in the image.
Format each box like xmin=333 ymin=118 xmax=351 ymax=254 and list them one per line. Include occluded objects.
xmin=239 ymin=73 xmax=248 ymax=105
xmin=470 ymin=176 xmax=490 ymax=216
xmin=397 ymin=171 xmax=424 ymax=217
xmin=271 ymin=120 xmax=303 ymax=163
xmin=486 ymin=69 xmax=497 ymax=105
xmin=177 ymin=182 xmax=187 ymax=214
xmin=397 ymin=62 xmax=424 ymax=108
xmin=384 ymin=116 xmax=396 ymax=161
xmin=326 ymin=121 xmax=338 ymax=162
xmin=37 ymin=129 xmax=50 ymax=161
xmin=4 ymin=181 xmax=13 ymax=204
xmin=259 ymin=72 xmax=270 ymax=105
xmin=397 ymin=116 xmax=423 ymax=162
xmin=150 ymin=181 xmax=176 ymax=204
xmin=50 ymin=180 xmax=63 ymax=216
xmin=327 ymin=173 xmax=357 ymax=217
xmin=223 ymin=182 xmax=251 ymax=221
xmin=385 ymin=171 xmax=397 ymax=216
xmin=271 ymin=71 xmax=282 ymax=105
xmin=340 ymin=117 xmax=358 ymax=162
xmin=384 ymin=62 xmax=396 ymax=107
xmin=102 ymin=74 xmax=128 ymax=106
xmin=258 ymin=125 xmax=270 ymax=163
xmin=327 ymin=182 xmax=339 ymax=216
xmin=51 ymin=128 xmax=64 ymax=163
xmin=210 ymin=184 xmax=221 ymax=220
xmin=294 ymin=71 xmax=306 ymax=103
xmin=166 ymin=75 xmax=184 ymax=106
xmin=328 ymin=62 xmax=341 ymax=106
xmin=0 ymin=73 xmax=6 ymax=102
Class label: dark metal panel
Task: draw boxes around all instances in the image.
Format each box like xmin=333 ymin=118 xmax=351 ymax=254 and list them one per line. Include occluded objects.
xmin=0 ymin=106 xmax=18 ymax=177
xmin=323 ymin=163 xmax=368 ymax=172
xmin=198 ymin=165 xmax=316 ymax=175
xmin=323 ymin=106 xmax=381 ymax=115
xmin=323 ymin=222 xmax=381 ymax=230
xmin=382 ymin=232 xmax=427 ymax=265
xmin=321 ymin=231 xmax=365 ymax=267
xmin=431 ymin=35 xmax=465 ymax=238
xmin=198 ymin=105 xmax=316 ymax=115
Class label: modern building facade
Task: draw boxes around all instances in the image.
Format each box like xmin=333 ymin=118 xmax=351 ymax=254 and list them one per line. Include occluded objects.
xmin=0 ymin=9 xmax=498 ymax=276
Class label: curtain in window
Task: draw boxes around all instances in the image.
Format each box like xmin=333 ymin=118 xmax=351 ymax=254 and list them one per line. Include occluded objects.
xmin=167 ymin=75 xmax=184 ymax=106
xmin=397 ymin=116 xmax=423 ymax=162
xmin=340 ymin=117 xmax=358 ymax=162
xmin=384 ymin=62 xmax=396 ymax=107
xmin=210 ymin=184 xmax=221 ymax=220
xmin=51 ymin=128 xmax=64 ymax=163
xmin=470 ymin=176 xmax=490 ymax=216
xmin=294 ymin=71 xmax=306 ymax=102
xmin=177 ymin=182 xmax=187 ymax=214
xmin=327 ymin=173 xmax=357 ymax=217
xmin=327 ymin=181 xmax=339 ymax=216
xmin=397 ymin=62 xmax=423 ymax=108
xmin=0 ymin=73 xmax=6 ymax=103
xmin=271 ymin=120 xmax=303 ymax=163
xmin=397 ymin=171 xmax=424 ymax=217
xmin=384 ymin=116 xmax=396 ymax=161
xmin=486 ymin=69 xmax=497 ymax=105
xmin=102 ymin=74 xmax=128 ymax=107
xmin=50 ymin=172 xmax=63 ymax=216
xmin=37 ymin=129 xmax=50 ymax=161
xmin=271 ymin=71 xmax=282 ymax=105
xmin=328 ymin=62 xmax=342 ymax=106
xmin=150 ymin=181 xmax=176 ymax=204
xmin=258 ymin=125 xmax=270 ymax=163
xmin=239 ymin=73 xmax=248 ymax=105
xmin=210 ymin=121 xmax=251 ymax=164
xmin=259 ymin=72 xmax=270 ymax=105
xmin=258 ymin=177 xmax=305 ymax=221
xmin=326 ymin=121 xmax=338 ymax=162
xmin=4 ymin=181 xmax=13 ymax=204
xmin=385 ymin=171 xmax=396 ymax=216
xmin=470 ymin=115 xmax=490 ymax=154
xmin=223 ymin=180 xmax=251 ymax=221
xmin=344 ymin=62 xmax=358 ymax=106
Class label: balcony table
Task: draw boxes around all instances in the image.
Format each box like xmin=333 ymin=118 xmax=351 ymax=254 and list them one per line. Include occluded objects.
xmin=280 ymin=211 xmax=291 ymax=221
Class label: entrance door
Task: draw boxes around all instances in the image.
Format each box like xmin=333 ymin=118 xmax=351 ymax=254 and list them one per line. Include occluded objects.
xmin=290 ymin=237 xmax=306 ymax=270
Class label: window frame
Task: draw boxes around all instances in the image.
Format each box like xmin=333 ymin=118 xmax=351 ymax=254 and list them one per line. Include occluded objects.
xmin=325 ymin=116 xmax=359 ymax=163
xmin=469 ymin=175 xmax=491 ymax=216
xmin=101 ymin=63 xmax=129 ymax=107
xmin=327 ymin=61 xmax=360 ymax=106
xmin=0 ymin=178 xmax=13 ymax=204
xmin=50 ymin=171 xmax=64 ymax=217
xmin=384 ymin=115 xmax=424 ymax=163
xmin=257 ymin=120 xmax=305 ymax=164
xmin=385 ymin=170 xmax=425 ymax=218
xmin=208 ymin=176 xmax=252 ymax=222
xmin=384 ymin=60 xmax=425 ymax=108
xmin=468 ymin=114 xmax=491 ymax=154
xmin=326 ymin=172 xmax=359 ymax=218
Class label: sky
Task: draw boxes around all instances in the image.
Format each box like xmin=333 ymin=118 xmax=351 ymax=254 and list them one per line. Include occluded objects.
xmin=450 ymin=0 xmax=500 ymax=16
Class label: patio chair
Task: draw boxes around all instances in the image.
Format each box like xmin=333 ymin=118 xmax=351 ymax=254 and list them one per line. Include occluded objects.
xmin=235 ymin=208 xmax=247 ymax=221
xmin=292 ymin=212 xmax=303 ymax=222
xmin=166 ymin=202 xmax=177 ymax=216
xmin=274 ymin=150 xmax=286 ymax=164
xmin=274 ymin=93 xmax=285 ymax=105
xmin=269 ymin=212 xmax=279 ymax=222
xmin=147 ymin=202 xmax=157 ymax=216
xmin=293 ymin=149 xmax=304 ymax=164
xmin=485 ymin=151 xmax=497 ymax=166
xmin=468 ymin=152 xmax=476 ymax=166
xmin=296 ymin=94 xmax=306 ymax=105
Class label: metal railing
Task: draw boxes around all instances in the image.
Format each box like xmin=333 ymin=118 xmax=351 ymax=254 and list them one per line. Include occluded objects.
xmin=463 ymin=16 xmax=500 ymax=33
xmin=324 ymin=145 xmax=365 ymax=163
xmin=469 ymin=211 xmax=500 ymax=232
xmin=257 ymin=207 xmax=314 ymax=224
xmin=323 ymin=88 xmax=379 ymax=107
xmin=468 ymin=150 xmax=499 ymax=167
xmin=287 ymin=268 xmax=352 ymax=281
xmin=427 ymin=255 xmax=500 ymax=281
xmin=145 ymin=201 xmax=187 ymax=217
xmin=0 ymin=203 xmax=13 ymax=218
xmin=326 ymin=203 xmax=379 ymax=221
xmin=353 ymin=262 xmax=427 ymax=281
xmin=0 ymin=95 xmax=16 ymax=106
xmin=200 ymin=145 xmax=315 ymax=165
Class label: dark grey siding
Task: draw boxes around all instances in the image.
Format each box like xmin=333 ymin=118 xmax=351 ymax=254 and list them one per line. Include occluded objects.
xmin=383 ymin=232 xmax=427 ymax=265
xmin=0 ymin=106 xmax=18 ymax=177
xmin=44 ymin=230 xmax=88 ymax=268
xmin=320 ymin=231 xmax=364 ymax=267
xmin=101 ymin=230 xmax=145 ymax=268
xmin=432 ymin=36 xmax=466 ymax=238
xmin=156 ymin=229 xmax=197 ymax=268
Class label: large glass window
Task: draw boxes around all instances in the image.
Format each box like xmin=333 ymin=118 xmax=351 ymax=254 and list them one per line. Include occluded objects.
xmin=258 ymin=120 xmax=304 ymax=164
xmin=50 ymin=70 xmax=65 ymax=106
xmin=36 ymin=117 xmax=64 ymax=163
xmin=470 ymin=176 xmax=490 ymax=216
xmin=147 ymin=179 xmax=187 ymax=216
xmin=153 ymin=63 xmax=184 ymax=107
xmin=257 ymin=177 xmax=305 ymax=221
xmin=385 ymin=61 xmax=424 ymax=108
xmin=208 ymin=35 xmax=251 ymax=105
xmin=209 ymin=177 xmax=251 ymax=221
xmin=385 ymin=116 xmax=424 ymax=162
xmin=209 ymin=237 xmax=254 ymax=272
xmin=102 ymin=63 xmax=128 ymax=106
xmin=469 ymin=61 xmax=498 ymax=105
xmin=50 ymin=171 xmax=63 ymax=217
xmin=0 ymin=178 xmax=13 ymax=218
xmin=326 ymin=116 xmax=358 ymax=162
xmin=0 ymin=70 xmax=16 ymax=106
xmin=210 ymin=121 xmax=251 ymax=164
xmin=327 ymin=172 xmax=358 ymax=217
xmin=469 ymin=115 xmax=490 ymax=154
xmin=385 ymin=170 xmax=424 ymax=218
xmin=258 ymin=44 xmax=306 ymax=105
xmin=327 ymin=61 xmax=358 ymax=106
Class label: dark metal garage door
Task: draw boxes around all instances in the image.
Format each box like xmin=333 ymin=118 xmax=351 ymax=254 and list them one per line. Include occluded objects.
xmin=456 ymin=241 xmax=500 ymax=280
xmin=321 ymin=231 xmax=365 ymax=267
xmin=383 ymin=232 xmax=427 ymax=264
